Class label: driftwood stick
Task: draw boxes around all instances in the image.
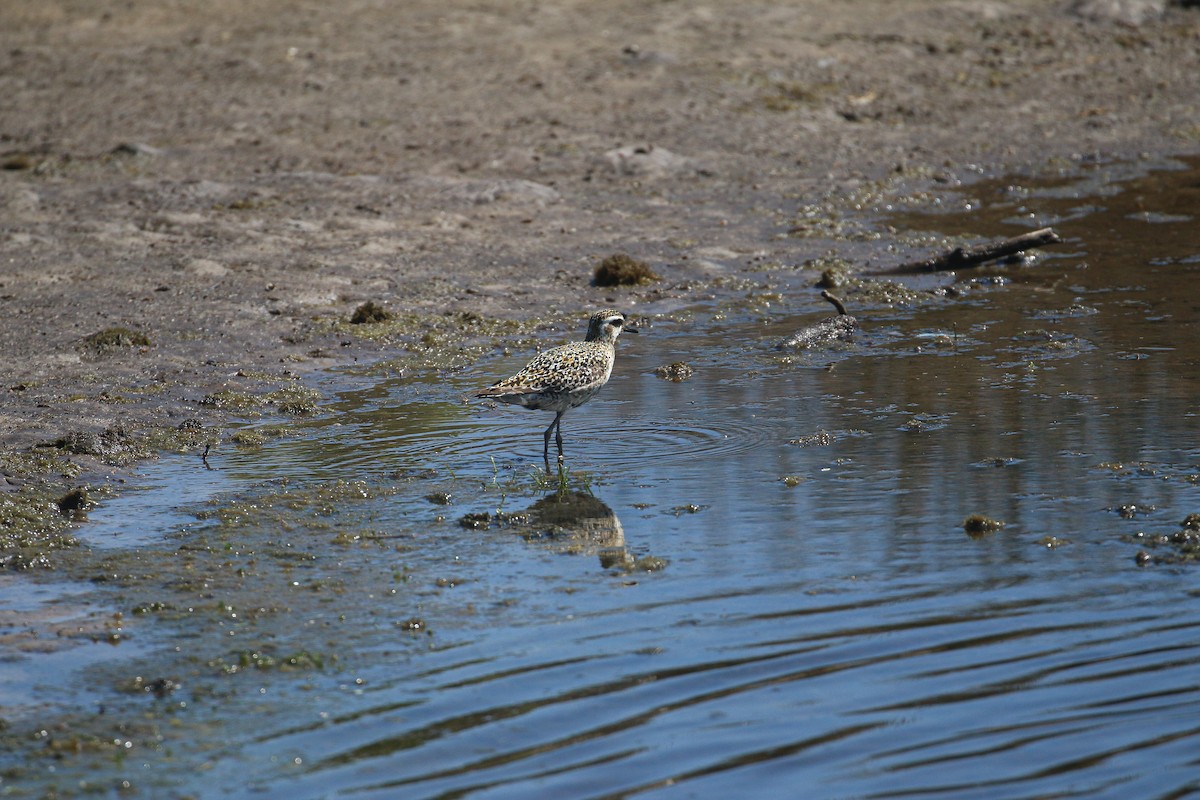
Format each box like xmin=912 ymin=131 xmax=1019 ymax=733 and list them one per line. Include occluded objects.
xmin=882 ymin=227 xmax=1063 ymax=274
xmin=820 ymin=290 xmax=849 ymax=316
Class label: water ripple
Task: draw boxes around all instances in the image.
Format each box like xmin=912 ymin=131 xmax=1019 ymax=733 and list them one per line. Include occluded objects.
xmin=235 ymin=577 xmax=1200 ymax=799
xmin=233 ymin=396 xmax=797 ymax=479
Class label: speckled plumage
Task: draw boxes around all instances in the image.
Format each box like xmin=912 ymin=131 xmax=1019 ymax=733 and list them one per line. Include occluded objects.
xmin=478 ymin=308 xmax=635 ymax=463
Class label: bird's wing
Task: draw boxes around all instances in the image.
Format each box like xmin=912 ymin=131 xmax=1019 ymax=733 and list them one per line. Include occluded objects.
xmin=480 ymin=346 xmax=608 ymax=396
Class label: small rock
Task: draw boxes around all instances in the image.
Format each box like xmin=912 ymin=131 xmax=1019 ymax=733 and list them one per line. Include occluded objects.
xmin=1069 ymin=0 xmax=1166 ymax=26
xmin=186 ymin=258 xmax=229 ymax=278
xmin=418 ymin=177 xmax=559 ymax=206
xmin=599 ymin=145 xmax=695 ymax=178
xmin=111 ymin=142 xmax=164 ymax=158
xmin=2 ymin=154 xmax=33 ymax=170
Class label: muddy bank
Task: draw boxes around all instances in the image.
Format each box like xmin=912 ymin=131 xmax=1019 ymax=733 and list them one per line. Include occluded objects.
xmin=2 ymin=0 xmax=1199 ymax=561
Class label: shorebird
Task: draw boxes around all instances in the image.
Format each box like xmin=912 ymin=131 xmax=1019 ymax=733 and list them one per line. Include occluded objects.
xmin=477 ymin=308 xmax=636 ymax=464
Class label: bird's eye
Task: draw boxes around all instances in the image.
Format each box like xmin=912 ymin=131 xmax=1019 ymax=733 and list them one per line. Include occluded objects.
xmin=613 ymin=319 xmax=623 ymax=327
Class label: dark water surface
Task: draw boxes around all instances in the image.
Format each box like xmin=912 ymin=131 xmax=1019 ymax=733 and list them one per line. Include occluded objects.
xmin=13 ymin=157 xmax=1200 ymax=798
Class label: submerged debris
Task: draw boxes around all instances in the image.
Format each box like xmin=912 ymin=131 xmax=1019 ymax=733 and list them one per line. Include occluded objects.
xmin=593 ymin=253 xmax=660 ymax=287
xmin=1129 ymin=514 xmax=1200 ymax=566
xmin=900 ymin=414 xmax=949 ymax=433
xmin=397 ymin=617 xmax=428 ymax=634
xmin=788 ymin=430 xmax=836 ymax=447
xmin=229 ymin=425 xmax=290 ymax=449
xmin=458 ymin=511 xmax=495 ymax=530
xmin=210 ymin=649 xmax=328 ymax=674
xmin=882 ymin=227 xmax=1063 ymax=275
xmin=963 ymin=514 xmax=1006 ymax=536
xmin=777 ymin=291 xmax=859 ymax=350
xmin=120 ymin=676 xmax=180 ymax=697
xmin=654 ymin=362 xmax=694 ymax=382
xmin=630 ymin=555 xmax=668 ymax=572
xmin=1114 ymin=503 xmax=1153 ymax=519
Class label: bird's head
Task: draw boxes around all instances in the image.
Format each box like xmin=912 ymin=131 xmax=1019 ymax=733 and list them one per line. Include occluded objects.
xmin=585 ymin=309 xmax=637 ymax=343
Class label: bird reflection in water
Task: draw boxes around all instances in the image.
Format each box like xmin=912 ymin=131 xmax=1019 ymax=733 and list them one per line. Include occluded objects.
xmin=519 ymin=489 xmax=633 ymax=570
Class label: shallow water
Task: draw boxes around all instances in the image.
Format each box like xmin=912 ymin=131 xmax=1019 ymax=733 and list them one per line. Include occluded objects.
xmin=9 ymin=157 xmax=1200 ymax=798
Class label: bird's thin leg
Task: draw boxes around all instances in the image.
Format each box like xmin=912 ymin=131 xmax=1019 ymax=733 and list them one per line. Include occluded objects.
xmin=542 ymin=414 xmax=557 ymax=468
xmin=555 ymin=413 xmax=565 ymax=463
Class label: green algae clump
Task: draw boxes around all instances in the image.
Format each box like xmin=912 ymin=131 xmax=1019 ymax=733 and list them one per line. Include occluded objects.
xmin=77 ymin=327 xmax=152 ymax=357
xmin=593 ymin=253 xmax=660 ymax=287
xmin=350 ymin=301 xmax=394 ymax=324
